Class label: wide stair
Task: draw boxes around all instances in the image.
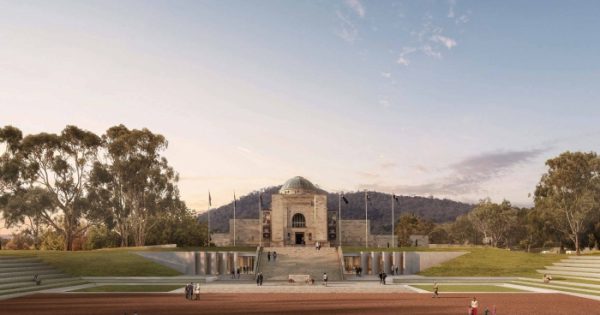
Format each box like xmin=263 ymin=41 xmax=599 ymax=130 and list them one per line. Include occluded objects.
xmin=259 ymin=247 xmax=342 ymax=281
xmin=538 ymin=256 xmax=600 ymax=279
xmin=0 ymin=256 xmax=86 ymax=297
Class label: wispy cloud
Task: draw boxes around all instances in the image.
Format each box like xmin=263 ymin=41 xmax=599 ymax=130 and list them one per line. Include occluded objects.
xmin=335 ymin=10 xmax=358 ymax=43
xmin=431 ymin=35 xmax=457 ymax=49
xmin=381 ymin=72 xmax=392 ymax=78
xmin=360 ymin=148 xmax=546 ymax=196
xmin=422 ymin=45 xmax=442 ymax=59
xmin=396 ymin=46 xmax=416 ymax=66
xmin=345 ymin=0 xmax=365 ymax=18
xmin=447 ymin=0 xmax=456 ymax=18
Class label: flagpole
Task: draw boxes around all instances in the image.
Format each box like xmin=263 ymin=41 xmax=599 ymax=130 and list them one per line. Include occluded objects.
xmin=391 ymin=194 xmax=395 ymax=248
xmin=233 ymin=191 xmax=236 ymax=247
xmin=338 ymin=193 xmax=342 ymax=247
xmin=258 ymin=192 xmax=262 ymax=248
xmin=207 ymin=191 xmax=211 ymax=247
xmin=365 ymin=191 xmax=368 ymax=248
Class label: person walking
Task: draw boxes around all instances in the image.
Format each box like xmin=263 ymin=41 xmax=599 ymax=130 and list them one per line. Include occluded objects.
xmin=273 ymin=251 xmax=277 ymax=261
xmin=259 ymin=272 xmax=264 ymax=286
xmin=194 ymin=282 xmax=200 ymax=300
xmin=432 ymin=282 xmax=439 ymax=298
xmin=267 ymin=251 xmax=271 ymax=262
xmin=470 ymin=297 xmax=479 ymax=315
xmin=322 ymin=272 xmax=328 ymax=287
xmin=256 ymin=273 xmax=261 ymax=286
xmin=382 ymin=272 xmax=387 ymax=285
xmin=378 ymin=272 xmax=383 ymax=284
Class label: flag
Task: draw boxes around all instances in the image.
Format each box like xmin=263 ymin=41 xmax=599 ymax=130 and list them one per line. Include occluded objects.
xmin=393 ymin=194 xmax=399 ymax=202
xmin=342 ymin=195 xmax=349 ymax=204
xmin=208 ymin=191 xmax=212 ymax=207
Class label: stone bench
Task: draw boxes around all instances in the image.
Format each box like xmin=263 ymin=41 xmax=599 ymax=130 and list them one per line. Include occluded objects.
xmin=288 ymin=274 xmax=313 ymax=284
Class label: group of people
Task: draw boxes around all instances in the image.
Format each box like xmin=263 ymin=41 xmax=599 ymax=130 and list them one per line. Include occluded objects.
xmin=184 ymin=282 xmax=200 ymax=300
xmin=378 ymin=272 xmax=387 ymax=285
xmin=255 ymin=272 xmax=264 ymax=286
xmin=353 ymin=266 xmax=363 ymax=276
xmin=266 ymin=251 xmax=277 ymax=262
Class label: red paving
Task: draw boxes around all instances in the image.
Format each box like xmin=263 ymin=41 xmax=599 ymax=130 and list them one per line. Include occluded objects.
xmin=1 ymin=293 xmax=599 ymax=315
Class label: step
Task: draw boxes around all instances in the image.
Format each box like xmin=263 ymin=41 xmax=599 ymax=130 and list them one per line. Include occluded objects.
xmin=0 ymin=276 xmax=77 ymax=290
xmin=0 ymin=258 xmax=43 ymax=264
xmin=545 ymin=266 xmax=600 ymax=273
xmin=0 ymin=279 xmax=87 ymax=296
xmin=0 ymin=268 xmax=58 ymax=278
xmin=537 ymin=269 xmax=600 ymax=279
xmin=566 ymin=256 xmax=600 ymax=260
xmin=555 ymin=262 xmax=600 ymax=268
xmin=0 ymin=265 xmax=61 ymax=273
xmin=0 ymin=262 xmax=47 ymax=268
xmin=0 ymin=273 xmax=67 ymax=284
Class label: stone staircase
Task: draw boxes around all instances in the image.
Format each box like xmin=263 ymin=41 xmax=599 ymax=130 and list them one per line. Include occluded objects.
xmin=0 ymin=255 xmax=86 ymax=297
xmin=258 ymin=247 xmax=342 ymax=281
xmin=538 ymin=256 xmax=600 ymax=279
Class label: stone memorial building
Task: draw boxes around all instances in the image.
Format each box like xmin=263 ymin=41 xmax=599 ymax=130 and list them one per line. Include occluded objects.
xmin=212 ymin=176 xmax=390 ymax=247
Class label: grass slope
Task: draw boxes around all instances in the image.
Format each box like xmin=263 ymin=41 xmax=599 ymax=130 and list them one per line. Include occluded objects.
xmin=0 ymin=249 xmax=181 ymax=276
xmin=419 ymin=248 xmax=565 ymax=277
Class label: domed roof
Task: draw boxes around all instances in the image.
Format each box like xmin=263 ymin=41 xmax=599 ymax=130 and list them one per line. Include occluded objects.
xmin=279 ymin=176 xmax=319 ymax=194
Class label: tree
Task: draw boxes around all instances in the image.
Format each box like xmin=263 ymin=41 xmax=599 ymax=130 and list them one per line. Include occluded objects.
xmin=535 ymin=151 xmax=600 ymax=255
xmin=90 ymin=125 xmax=179 ymax=247
xmin=18 ymin=126 xmax=102 ymax=250
xmin=2 ymin=188 xmax=53 ymax=249
xmin=448 ymin=214 xmax=477 ymax=245
xmin=469 ymin=198 xmax=517 ymax=247
xmin=0 ymin=125 xmax=24 ymax=250
xmin=394 ymin=213 xmax=434 ymax=246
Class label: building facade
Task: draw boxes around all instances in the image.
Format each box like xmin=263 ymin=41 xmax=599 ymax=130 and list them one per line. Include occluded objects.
xmin=212 ymin=176 xmax=391 ymax=247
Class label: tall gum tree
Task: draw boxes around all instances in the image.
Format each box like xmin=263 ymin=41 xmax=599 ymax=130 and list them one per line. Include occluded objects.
xmin=534 ymin=151 xmax=600 ymax=255
xmin=20 ymin=126 xmax=102 ymax=251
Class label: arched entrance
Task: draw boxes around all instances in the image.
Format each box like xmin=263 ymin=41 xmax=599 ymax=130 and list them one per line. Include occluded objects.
xmin=292 ymin=213 xmax=306 ymax=245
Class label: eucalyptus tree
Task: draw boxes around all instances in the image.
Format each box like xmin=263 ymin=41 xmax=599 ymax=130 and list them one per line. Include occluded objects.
xmin=469 ymin=198 xmax=517 ymax=247
xmin=18 ymin=126 xmax=102 ymax=250
xmin=0 ymin=126 xmax=24 ymax=249
xmin=535 ymin=151 xmax=600 ymax=255
xmin=91 ymin=125 xmax=180 ymax=247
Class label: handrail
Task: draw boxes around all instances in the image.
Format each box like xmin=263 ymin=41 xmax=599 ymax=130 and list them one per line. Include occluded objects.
xmin=254 ymin=246 xmax=263 ymax=280
xmin=337 ymin=246 xmax=345 ymax=281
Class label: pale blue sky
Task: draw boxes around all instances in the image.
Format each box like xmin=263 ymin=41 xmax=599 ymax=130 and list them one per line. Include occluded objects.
xmin=1 ymin=0 xmax=599 ymax=213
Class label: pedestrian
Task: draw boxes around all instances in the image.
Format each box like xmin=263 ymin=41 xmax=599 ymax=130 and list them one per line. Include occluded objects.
xmin=231 ymin=269 xmax=235 ymax=279
xmin=194 ymin=282 xmax=200 ymax=300
xmin=267 ymin=251 xmax=271 ymax=261
xmin=470 ymin=297 xmax=478 ymax=315
xmin=237 ymin=267 xmax=241 ymax=279
xmin=322 ymin=272 xmax=328 ymax=286
xmin=315 ymin=241 xmax=319 ymax=251
xmin=273 ymin=251 xmax=277 ymax=261
xmin=256 ymin=273 xmax=261 ymax=286
xmin=185 ymin=282 xmax=193 ymax=300
xmin=484 ymin=307 xmax=489 ymax=315
xmin=432 ymin=282 xmax=439 ymax=298
xmin=395 ymin=266 xmax=399 ymax=275
xmin=378 ymin=272 xmax=383 ymax=284
xmin=382 ymin=272 xmax=387 ymax=285
xmin=259 ymin=272 xmax=264 ymax=286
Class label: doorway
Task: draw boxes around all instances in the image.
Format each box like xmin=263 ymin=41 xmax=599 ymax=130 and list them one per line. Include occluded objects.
xmin=295 ymin=232 xmax=304 ymax=245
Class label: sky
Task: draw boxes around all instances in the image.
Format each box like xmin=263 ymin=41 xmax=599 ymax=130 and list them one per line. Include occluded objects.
xmin=1 ymin=0 xmax=600 ymax=230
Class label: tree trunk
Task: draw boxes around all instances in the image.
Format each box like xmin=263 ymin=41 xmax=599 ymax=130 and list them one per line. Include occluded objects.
xmin=64 ymin=230 xmax=73 ymax=251
xmin=575 ymin=233 xmax=581 ymax=255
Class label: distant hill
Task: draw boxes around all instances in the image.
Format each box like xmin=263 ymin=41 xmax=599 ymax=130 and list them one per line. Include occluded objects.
xmin=197 ymin=187 xmax=473 ymax=234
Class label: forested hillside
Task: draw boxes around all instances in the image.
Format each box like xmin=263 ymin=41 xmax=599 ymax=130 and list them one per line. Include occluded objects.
xmin=198 ymin=187 xmax=473 ymax=234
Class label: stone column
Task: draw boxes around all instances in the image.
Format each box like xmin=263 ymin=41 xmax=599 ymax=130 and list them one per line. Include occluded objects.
xmin=233 ymin=252 xmax=239 ymax=273
xmin=209 ymin=252 xmax=218 ymax=275
xmin=370 ymin=252 xmax=379 ymax=275
xmin=220 ymin=252 xmax=229 ymax=275
xmin=382 ymin=252 xmax=391 ymax=274
xmin=196 ymin=252 xmax=207 ymax=275
xmin=360 ymin=251 xmax=368 ymax=276
xmin=392 ymin=252 xmax=401 ymax=274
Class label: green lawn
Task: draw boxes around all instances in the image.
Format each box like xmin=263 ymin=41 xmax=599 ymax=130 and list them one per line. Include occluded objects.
xmin=0 ymin=249 xmax=181 ymax=276
xmin=419 ymin=248 xmax=565 ymax=277
xmin=342 ymin=246 xmax=457 ymax=253
xmin=73 ymin=285 xmax=183 ymax=292
xmin=411 ymin=284 xmax=524 ymax=293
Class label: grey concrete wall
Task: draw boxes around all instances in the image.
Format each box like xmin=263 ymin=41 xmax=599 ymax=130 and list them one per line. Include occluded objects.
xmin=136 ymin=252 xmax=196 ymax=275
